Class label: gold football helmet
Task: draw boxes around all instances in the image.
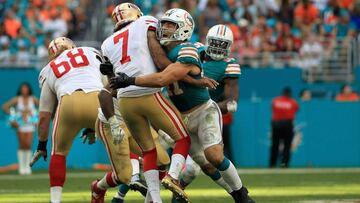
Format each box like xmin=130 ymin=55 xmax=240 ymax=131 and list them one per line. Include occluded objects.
xmin=48 ymin=37 xmax=76 ymax=60
xmin=112 ymin=3 xmax=143 ymax=29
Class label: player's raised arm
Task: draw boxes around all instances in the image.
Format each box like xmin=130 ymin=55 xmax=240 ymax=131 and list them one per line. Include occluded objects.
xmin=147 ymin=30 xmax=172 ymax=70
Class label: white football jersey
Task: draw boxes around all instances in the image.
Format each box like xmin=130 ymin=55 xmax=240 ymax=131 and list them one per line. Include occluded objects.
xmin=39 ymin=46 xmax=103 ymax=99
xmin=97 ymin=98 xmax=124 ymax=124
xmin=101 ymin=15 xmax=161 ymax=97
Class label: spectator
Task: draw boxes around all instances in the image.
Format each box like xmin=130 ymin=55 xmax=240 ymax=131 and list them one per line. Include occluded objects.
xmin=255 ymin=0 xmax=279 ymax=16
xmin=2 ymin=83 xmax=39 ymax=175
xmin=0 ymin=36 xmax=12 ymax=65
xmin=270 ymin=87 xmax=299 ymax=168
xmin=43 ymin=7 xmax=68 ymax=38
xmin=3 ymin=10 xmax=22 ymax=38
xmin=198 ymin=0 xmax=223 ymax=41
xmin=16 ymin=39 xmax=30 ymax=66
xmin=335 ymin=84 xmax=359 ymax=101
xmin=300 ymin=89 xmax=312 ymax=101
xmin=294 ymin=0 xmax=320 ymax=32
xmin=235 ymin=0 xmax=258 ymax=25
xmin=278 ymin=0 xmax=294 ymax=26
xmin=350 ymin=3 xmax=360 ymax=31
xmin=298 ymin=33 xmax=323 ymax=82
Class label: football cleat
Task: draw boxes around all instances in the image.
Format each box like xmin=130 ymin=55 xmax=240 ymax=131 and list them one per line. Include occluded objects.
xmin=230 ymin=187 xmax=255 ymax=203
xmin=161 ymin=175 xmax=190 ymax=203
xmin=110 ymin=196 xmax=124 ymax=203
xmin=91 ymin=180 xmax=106 ymax=203
xmin=129 ymin=179 xmax=148 ymax=197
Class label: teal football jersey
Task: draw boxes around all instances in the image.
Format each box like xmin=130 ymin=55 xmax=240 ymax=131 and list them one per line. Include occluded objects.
xmin=202 ymin=54 xmax=241 ymax=102
xmin=166 ymin=43 xmax=210 ymax=112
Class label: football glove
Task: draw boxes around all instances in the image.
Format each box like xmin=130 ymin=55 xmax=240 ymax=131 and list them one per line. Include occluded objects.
xmin=100 ymin=61 xmax=114 ymax=75
xmin=108 ymin=116 xmax=125 ymax=145
xmin=80 ymin=128 xmax=96 ymax=145
xmin=226 ymin=100 xmax=238 ymax=113
xmin=110 ymin=72 xmax=135 ymax=89
xmin=30 ymin=140 xmax=48 ymax=167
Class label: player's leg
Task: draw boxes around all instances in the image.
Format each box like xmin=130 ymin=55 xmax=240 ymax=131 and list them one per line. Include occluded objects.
xmin=49 ymin=98 xmax=81 ymax=203
xmin=199 ymin=102 xmax=254 ymax=203
xmin=119 ymin=97 xmax=162 ymax=203
xmin=50 ymin=92 xmax=99 ymax=203
xmin=147 ymin=93 xmax=190 ymax=202
xmin=92 ymin=119 xmax=132 ymax=202
xmin=178 ymin=156 xmax=201 ymax=188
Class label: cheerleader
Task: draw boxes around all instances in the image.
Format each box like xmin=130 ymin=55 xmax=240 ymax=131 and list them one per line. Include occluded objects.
xmin=2 ymin=83 xmax=39 ymax=175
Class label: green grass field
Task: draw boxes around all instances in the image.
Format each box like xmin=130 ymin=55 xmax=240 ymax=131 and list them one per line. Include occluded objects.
xmin=0 ymin=168 xmax=360 ymax=203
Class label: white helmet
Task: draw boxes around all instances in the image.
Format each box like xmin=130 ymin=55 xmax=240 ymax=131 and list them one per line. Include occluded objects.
xmin=157 ymin=8 xmax=195 ymax=45
xmin=206 ymin=24 xmax=234 ymax=60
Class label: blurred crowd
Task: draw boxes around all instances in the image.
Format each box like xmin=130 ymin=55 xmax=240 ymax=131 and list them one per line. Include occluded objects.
xmin=1 ymin=0 xmax=360 ymax=71
xmin=105 ymin=0 xmax=359 ymax=70
xmin=0 ymin=0 xmax=91 ymax=66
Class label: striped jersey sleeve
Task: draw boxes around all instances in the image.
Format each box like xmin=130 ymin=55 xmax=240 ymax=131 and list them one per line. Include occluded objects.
xmin=141 ymin=15 xmax=158 ymax=31
xmin=177 ymin=44 xmax=201 ymax=67
xmin=224 ymin=58 xmax=241 ymax=78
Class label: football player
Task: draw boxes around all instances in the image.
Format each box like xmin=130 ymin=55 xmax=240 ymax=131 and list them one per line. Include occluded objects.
xmin=99 ymin=3 xmax=191 ymax=203
xmin=91 ymin=82 xmax=170 ymax=203
xmin=172 ymin=25 xmax=250 ymax=202
xmin=110 ymin=9 xmax=254 ymax=203
xmin=30 ymin=37 xmax=104 ymax=203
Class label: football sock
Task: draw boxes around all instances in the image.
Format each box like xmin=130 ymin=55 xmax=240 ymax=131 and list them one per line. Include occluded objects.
xmin=97 ymin=171 xmax=118 ymax=190
xmin=143 ymin=148 xmax=161 ymax=203
xmin=49 ymin=155 xmax=66 ymax=203
xmin=215 ymin=157 xmax=242 ymax=191
xmin=206 ymin=170 xmax=233 ymax=193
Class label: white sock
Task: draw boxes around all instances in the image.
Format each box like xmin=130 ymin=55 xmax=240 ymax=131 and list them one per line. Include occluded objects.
xmin=180 ymin=157 xmax=201 ymax=187
xmin=144 ymin=191 xmax=152 ymax=203
xmin=24 ymin=150 xmax=32 ymax=174
xmin=114 ymin=191 xmax=125 ymax=200
xmin=97 ymin=172 xmax=116 ymax=190
xmin=131 ymin=158 xmax=140 ymax=175
xmin=17 ymin=150 xmax=25 ymax=175
xmin=50 ymin=186 xmax=62 ymax=203
xmin=168 ymin=154 xmax=185 ymax=180
xmin=215 ymin=176 xmax=233 ymax=193
xmin=219 ymin=161 xmax=242 ymax=191
xmin=131 ymin=174 xmax=140 ymax=182
xmin=144 ymin=170 xmax=162 ymax=203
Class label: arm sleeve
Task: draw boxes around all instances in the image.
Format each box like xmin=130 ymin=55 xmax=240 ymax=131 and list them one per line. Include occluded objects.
xmin=177 ymin=44 xmax=202 ymax=68
xmin=224 ymin=58 xmax=241 ymax=79
xmin=38 ymin=67 xmax=49 ymax=88
xmin=39 ymin=81 xmax=57 ymax=113
xmin=141 ymin=16 xmax=158 ymax=31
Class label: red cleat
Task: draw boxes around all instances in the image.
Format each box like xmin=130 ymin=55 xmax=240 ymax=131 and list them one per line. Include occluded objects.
xmin=91 ymin=180 xmax=106 ymax=203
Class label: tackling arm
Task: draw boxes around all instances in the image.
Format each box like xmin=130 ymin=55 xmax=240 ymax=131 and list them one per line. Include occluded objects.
xmin=135 ymin=62 xmax=197 ymax=87
xmin=217 ymin=78 xmax=239 ymax=113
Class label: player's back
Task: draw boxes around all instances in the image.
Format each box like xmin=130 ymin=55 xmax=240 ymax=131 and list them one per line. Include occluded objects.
xmin=41 ymin=46 xmax=103 ymax=99
xmin=101 ymin=16 xmax=160 ymax=97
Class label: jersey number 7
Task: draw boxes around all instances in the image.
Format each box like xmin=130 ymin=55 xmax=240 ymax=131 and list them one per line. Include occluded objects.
xmin=50 ymin=48 xmax=89 ymax=78
xmin=114 ymin=29 xmax=131 ymax=64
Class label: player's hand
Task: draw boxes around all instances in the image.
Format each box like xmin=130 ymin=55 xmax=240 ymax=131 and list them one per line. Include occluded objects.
xmin=100 ymin=61 xmax=114 ymax=75
xmin=109 ymin=72 xmax=136 ymax=89
xmin=30 ymin=140 xmax=48 ymax=167
xmin=80 ymin=128 xmax=96 ymax=145
xmin=200 ymin=77 xmax=218 ymax=89
xmin=108 ymin=116 xmax=125 ymax=145
xmin=226 ymin=100 xmax=237 ymax=113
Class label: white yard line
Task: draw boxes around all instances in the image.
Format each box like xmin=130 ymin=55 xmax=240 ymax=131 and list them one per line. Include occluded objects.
xmin=298 ymin=199 xmax=360 ymax=203
xmin=0 ymin=168 xmax=360 ymax=180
